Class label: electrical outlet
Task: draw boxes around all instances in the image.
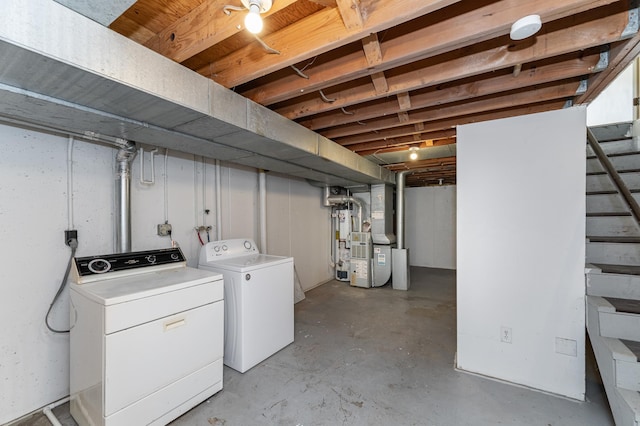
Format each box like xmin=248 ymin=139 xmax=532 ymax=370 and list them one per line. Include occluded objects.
xmin=64 ymin=230 xmax=78 ymax=246
xmin=157 ymin=223 xmax=172 ymax=236
xmin=500 ymin=326 xmax=512 ymax=344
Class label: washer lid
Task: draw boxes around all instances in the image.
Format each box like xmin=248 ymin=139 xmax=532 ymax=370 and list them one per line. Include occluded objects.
xmin=200 ymin=253 xmax=292 ymax=272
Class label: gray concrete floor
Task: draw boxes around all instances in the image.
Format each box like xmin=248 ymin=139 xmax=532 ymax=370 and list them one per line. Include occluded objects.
xmin=17 ymin=267 xmax=613 ymax=426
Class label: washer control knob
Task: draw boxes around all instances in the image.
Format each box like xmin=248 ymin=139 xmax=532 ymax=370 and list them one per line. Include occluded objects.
xmin=222 ymin=245 xmax=228 ymax=251
xmin=88 ymin=259 xmax=111 ymax=274
xmin=245 ymin=273 xmax=251 ymax=281
xmin=146 ymin=255 xmax=157 ymax=264
xmin=170 ymin=253 xmax=179 ymax=260
xmin=214 ymin=246 xmax=220 ymax=252
xmin=244 ymin=240 xmax=252 ymax=250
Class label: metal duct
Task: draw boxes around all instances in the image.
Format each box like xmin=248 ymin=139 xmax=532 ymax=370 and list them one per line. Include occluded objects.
xmin=370 ymin=184 xmax=396 ymax=245
xmin=326 ymin=195 xmax=363 ymax=232
xmin=115 ymin=141 xmax=137 ymax=253
xmin=396 ymin=171 xmax=409 ymax=250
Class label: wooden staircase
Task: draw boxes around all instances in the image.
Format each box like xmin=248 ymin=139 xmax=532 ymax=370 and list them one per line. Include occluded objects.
xmin=586 ymin=122 xmax=640 ymax=425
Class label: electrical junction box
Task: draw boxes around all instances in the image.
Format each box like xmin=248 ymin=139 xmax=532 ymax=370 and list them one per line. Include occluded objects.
xmin=350 ymin=232 xmax=372 ymax=288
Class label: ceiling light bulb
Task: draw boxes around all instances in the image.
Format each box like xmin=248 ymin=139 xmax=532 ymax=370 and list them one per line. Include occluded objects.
xmin=245 ymin=4 xmax=263 ymax=34
xmin=409 ymin=151 xmax=418 ymax=160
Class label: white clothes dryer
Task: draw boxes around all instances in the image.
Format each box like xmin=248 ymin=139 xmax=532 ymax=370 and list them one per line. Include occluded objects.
xmin=198 ymin=239 xmax=294 ymax=373
xmin=69 ymin=247 xmax=224 ymax=426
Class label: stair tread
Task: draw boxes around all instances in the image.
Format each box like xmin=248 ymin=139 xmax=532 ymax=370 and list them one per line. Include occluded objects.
xmin=586 ymin=190 xmax=619 ymax=195
xmin=587 ymin=151 xmax=640 ymax=160
xmin=604 ymin=297 xmax=640 ymax=314
xmin=621 ymin=339 xmax=640 ymax=360
xmin=587 ymin=212 xmax=632 ymax=217
xmin=586 ymin=189 xmax=640 ymax=195
xmin=592 ymin=263 xmax=640 ymax=275
xmin=587 ymin=169 xmax=640 ymax=176
xmin=588 ymin=236 xmax=640 ymax=243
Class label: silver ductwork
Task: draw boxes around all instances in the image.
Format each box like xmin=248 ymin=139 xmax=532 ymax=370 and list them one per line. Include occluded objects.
xmin=396 ymin=171 xmax=409 ymax=250
xmin=370 ymin=184 xmax=396 ymax=245
xmin=115 ymin=140 xmax=137 ymax=253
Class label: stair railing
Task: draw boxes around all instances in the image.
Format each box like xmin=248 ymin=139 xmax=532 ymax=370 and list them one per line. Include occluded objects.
xmin=587 ymin=128 xmax=640 ymax=229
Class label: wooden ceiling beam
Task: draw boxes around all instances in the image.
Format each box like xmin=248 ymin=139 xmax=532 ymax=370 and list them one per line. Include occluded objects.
xmin=384 ymin=156 xmax=457 ymax=171
xmin=357 ymin=138 xmax=456 ymax=156
xmin=294 ymin=52 xmax=600 ymax=129
xmin=280 ymin=6 xmax=631 ymax=119
xmin=397 ymin=92 xmax=412 ymax=111
xmin=242 ymin=0 xmax=621 ymax=105
xmin=143 ymin=0 xmax=298 ymax=63
xmin=322 ymin=80 xmax=581 ymax=139
xmin=334 ymin=100 xmax=567 ymax=145
xmin=336 ymin=0 xmax=364 ymax=30
xmin=201 ymin=0 xmax=461 ymax=87
xmin=347 ymin=130 xmax=457 ymax=151
xmin=577 ymin=28 xmax=640 ymax=104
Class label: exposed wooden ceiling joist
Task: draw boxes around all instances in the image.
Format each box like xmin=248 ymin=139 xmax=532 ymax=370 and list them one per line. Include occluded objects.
xmin=199 ymin=0 xmax=461 ymax=87
xmin=241 ymin=0 xmax=624 ymax=106
xmin=108 ymin=0 xmax=639 ymax=186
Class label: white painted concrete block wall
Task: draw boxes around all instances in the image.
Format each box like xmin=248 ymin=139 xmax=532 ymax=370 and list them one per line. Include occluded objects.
xmin=405 ymin=185 xmax=456 ymax=269
xmin=0 ymin=123 xmax=332 ymax=424
xmin=456 ymin=107 xmax=586 ymax=400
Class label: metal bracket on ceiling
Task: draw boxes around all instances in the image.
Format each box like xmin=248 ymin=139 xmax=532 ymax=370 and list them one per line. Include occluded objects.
xmin=593 ymin=46 xmax=610 ymax=72
xmin=563 ymin=99 xmax=574 ymax=109
xmin=622 ymin=0 xmax=639 ymax=39
xmin=576 ymin=79 xmax=588 ymax=95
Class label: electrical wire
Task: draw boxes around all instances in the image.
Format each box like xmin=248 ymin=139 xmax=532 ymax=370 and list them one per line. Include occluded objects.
xmin=45 ymin=240 xmax=77 ymax=334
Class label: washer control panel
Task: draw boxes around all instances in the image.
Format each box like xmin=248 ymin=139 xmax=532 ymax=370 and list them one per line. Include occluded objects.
xmin=74 ymin=247 xmax=186 ymax=278
xmin=201 ymin=238 xmax=259 ymax=260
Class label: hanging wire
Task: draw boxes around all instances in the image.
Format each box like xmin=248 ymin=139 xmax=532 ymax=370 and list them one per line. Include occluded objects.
xmin=290 ymin=64 xmax=310 ymax=79
xmin=319 ymin=89 xmax=336 ymax=103
xmin=340 ymin=107 xmax=355 ymax=115
xmin=253 ymin=34 xmax=280 ymax=54
xmin=223 ymin=5 xmax=245 ymax=15
xmin=45 ymin=241 xmax=77 ymax=334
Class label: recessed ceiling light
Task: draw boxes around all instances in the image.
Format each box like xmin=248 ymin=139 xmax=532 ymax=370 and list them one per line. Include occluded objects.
xmin=510 ymin=14 xmax=542 ymax=40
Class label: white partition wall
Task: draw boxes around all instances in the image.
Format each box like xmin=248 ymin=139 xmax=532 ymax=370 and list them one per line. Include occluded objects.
xmin=405 ymin=185 xmax=456 ymax=269
xmin=456 ymin=107 xmax=586 ymax=400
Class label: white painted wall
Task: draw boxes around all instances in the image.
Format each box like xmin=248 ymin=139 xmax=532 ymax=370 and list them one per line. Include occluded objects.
xmin=0 ymin=123 xmax=332 ymax=424
xmin=587 ymin=61 xmax=634 ymax=126
xmin=456 ymin=107 xmax=586 ymax=400
xmin=405 ymin=185 xmax=456 ymax=269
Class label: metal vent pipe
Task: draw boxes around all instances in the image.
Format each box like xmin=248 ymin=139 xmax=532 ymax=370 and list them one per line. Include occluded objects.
xmin=115 ymin=141 xmax=137 ymax=253
xmin=396 ymin=171 xmax=409 ymax=249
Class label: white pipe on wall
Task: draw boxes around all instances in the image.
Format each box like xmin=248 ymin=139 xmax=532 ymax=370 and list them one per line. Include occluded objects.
xmin=259 ymin=169 xmax=267 ymax=253
xmin=42 ymin=396 xmax=70 ymax=426
xmin=215 ymin=159 xmax=222 ymax=240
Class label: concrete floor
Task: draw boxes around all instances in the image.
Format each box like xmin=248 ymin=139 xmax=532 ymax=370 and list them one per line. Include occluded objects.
xmin=18 ymin=267 xmax=613 ymax=426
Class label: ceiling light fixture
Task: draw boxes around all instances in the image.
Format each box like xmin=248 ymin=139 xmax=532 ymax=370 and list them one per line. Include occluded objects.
xmin=409 ymin=146 xmax=419 ymax=161
xmin=510 ymin=14 xmax=542 ymax=40
xmin=224 ymin=0 xmax=272 ymax=34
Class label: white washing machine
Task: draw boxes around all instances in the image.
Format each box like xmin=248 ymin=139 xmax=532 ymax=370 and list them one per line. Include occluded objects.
xmin=69 ymin=247 xmax=224 ymax=426
xmin=198 ymin=239 xmax=294 ymax=373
